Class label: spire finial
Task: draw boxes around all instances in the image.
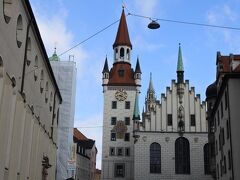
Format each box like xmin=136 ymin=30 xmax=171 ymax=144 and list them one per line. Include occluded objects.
xmin=148 ymin=72 xmax=154 ymax=91
xmin=177 ymin=43 xmax=184 ymax=83
xmin=113 ymin=7 xmax=132 ymax=49
xmin=177 ymin=43 xmax=184 ymax=72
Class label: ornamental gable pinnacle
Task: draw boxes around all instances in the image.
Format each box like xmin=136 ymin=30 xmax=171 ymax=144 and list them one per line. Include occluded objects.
xmin=102 ymin=56 xmax=109 ymax=73
xmin=113 ymin=9 xmax=132 ymax=49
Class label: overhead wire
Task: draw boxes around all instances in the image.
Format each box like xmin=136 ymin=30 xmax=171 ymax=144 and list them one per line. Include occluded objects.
xmin=58 ymin=18 xmax=121 ymax=57
xmin=128 ymin=12 xmax=240 ymax=31
xmin=58 ymin=3 xmax=240 ymax=58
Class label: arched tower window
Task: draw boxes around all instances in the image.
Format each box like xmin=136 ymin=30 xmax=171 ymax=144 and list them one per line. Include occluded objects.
xmin=150 ymin=142 xmax=161 ymax=173
xmin=204 ymin=143 xmax=211 ymax=174
xmin=175 ymin=137 xmax=190 ymax=174
xmin=126 ymin=49 xmax=130 ymax=60
xmin=120 ymin=48 xmax=124 ymax=59
xmin=16 ymin=15 xmax=23 ymax=48
xmin=115 ymin=48 xmax=118 ymax=60
xmin=3 ymin=0 xmax=12 ymax=23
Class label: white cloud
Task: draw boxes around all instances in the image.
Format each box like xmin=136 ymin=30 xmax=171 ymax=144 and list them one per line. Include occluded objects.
xmin=133 ymin=35 xmax=164 ymax=52
xmin=133 ymin=0 xmax=158 ymax=17
xmin=32 ymin=5 xmax=88 ymax=77
xmin=205 ymin=4 xmax=240 ymax=52
xmin=74 ymin=114 xmax=103 ymax=169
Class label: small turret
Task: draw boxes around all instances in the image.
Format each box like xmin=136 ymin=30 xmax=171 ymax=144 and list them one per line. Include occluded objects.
xmin=49 ymin=47 xmax=60 ymax=61
xmin=145 ymin=73 xmax=156 ymax=111
xmin=134 ymin=57 xmax=142 ymax=88
xmin=133 ymin=91 xmax=141 ymax=131
xmin=102 ymin=56 xmax=109 ymax=92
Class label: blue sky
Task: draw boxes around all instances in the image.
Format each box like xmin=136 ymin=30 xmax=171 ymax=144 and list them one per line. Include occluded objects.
xmin=30 ymin=0 xmax=240 ymax=169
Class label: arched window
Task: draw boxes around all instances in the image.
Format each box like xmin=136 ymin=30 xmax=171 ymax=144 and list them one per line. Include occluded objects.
xmin=150 ymin=142 xmax=161 ymax=173
xmin=45 ymin=81 xmax=48 ymax=91
xmin=126 ymin=49 xmax=130 ymax=60
xmin=120 ymin=48 xmax=124 ymax=59
xmin=0 ymin=56 xmax=3 ymax=78
xmin=50 ymin=92 xmax=53 ymax=102
xmin=34 ymin=55 xmax=38 ymax=67
xmin=40 ymin=70 xmax=44 ymax=80
xmin=3 ymin=0 xmax=12 ymax=23
xmin=26 ymin=37 xmax=31 ymax=66
xmin=204 ymin=143 xmax=211 ymax=174
xmin=16 ymin=15 xmax=23 ymax=48
xmin=45 ymin=82 xmax=49 ymax=103
xmin=175 ymin=137 xmax=190 ymax=174
xmin=115 ymin=49 xmax=118 ymax=60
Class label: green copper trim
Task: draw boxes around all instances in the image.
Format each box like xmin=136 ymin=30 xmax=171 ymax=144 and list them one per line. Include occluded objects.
xmin=148 ymin=72 xmax=154 ymax=92
xmin=132 ymin=91 xmax=140 ymax=121
xmin=49 ymin=47 xmax=60 ymax=61
xmin=177 ymin=43 xmax=184 ymax=72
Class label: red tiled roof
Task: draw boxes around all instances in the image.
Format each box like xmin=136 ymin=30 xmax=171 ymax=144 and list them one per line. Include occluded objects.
xmin=234 ymin=64 xmax=240 ymax=72
xmin=108 ymin=62 xmax=136 ymax=86
xmin=113 ymin=9 xmax=132 ymax=49
xmin=74 ymin=128 xmax=88 ymax=141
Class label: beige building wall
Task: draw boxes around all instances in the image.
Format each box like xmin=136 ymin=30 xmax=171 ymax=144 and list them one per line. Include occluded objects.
xmin=0 ymin=0 xmax=61 ymax=179
xmin=136 ymin=79 xmax=213 ymax=180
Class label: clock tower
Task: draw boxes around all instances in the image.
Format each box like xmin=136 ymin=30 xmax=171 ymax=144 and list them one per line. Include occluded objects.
xmin=101 ymin=9 xmax=141 ymax=180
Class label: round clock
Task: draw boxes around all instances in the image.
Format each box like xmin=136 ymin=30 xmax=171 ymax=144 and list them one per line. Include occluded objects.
xmin=115 ymin=89 xmax=127 ymax=101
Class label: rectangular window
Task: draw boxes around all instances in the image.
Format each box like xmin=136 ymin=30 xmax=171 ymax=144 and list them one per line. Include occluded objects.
xmin=125 ymin=117 xmax=130 ymax=125
xmin=111 ymin=117 xmax=117 ymax=125
xmin=124 ymin=133 xmax=130 ymax=141
xmin=167 ymin=114 xmax=172 ymax=126
xmin=219 ymin=134 xmax=221 ymax=150
xmin=217 ymin=164 xmax=219 ymax=179
xmin=221 ymin=101 xmax=223 ymax=118
xmin=220 ymin=160 xmax=222 ymax=177
xmin=109 ymin=147 xmax=115 ymax=156
xmin=217 ymin=110 xmax=220 ymax=125
xmin=125 ymin=101 xmax=130 ymax=109
xmin=225 ymin=91 xmax=228 ymax=109
xmin=190 ymin=115 xmax=196 ymax=126
xmin=125 ymin=147 xmax=130 ymax=156
xmin=224 ymin=156 xmax=227 ymax=174
xmin=222 ymin=128 xmax=225 ymax=145
xmin=117 ymin=147 xmax=123 ymax=156
xmin=228 ymin=150 xmax=232 ymax=170
xmin=114 ymin=163 xmax=125 ymax=177
xmin=111 ymin=133 xmax=116 ymax=141
xmin=112 ymin=101 xmax=117 ymax=109
xmin=226 ymin=120 xmax=230 ymax=139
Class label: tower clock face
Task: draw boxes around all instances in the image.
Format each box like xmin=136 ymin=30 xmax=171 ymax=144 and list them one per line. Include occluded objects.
xmin=115 ymin=89 xmax=128 ymax=101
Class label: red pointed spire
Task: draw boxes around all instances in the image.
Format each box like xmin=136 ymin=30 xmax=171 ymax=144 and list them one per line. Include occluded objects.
xmin=113 ymin=9 xmax=132 ymax=49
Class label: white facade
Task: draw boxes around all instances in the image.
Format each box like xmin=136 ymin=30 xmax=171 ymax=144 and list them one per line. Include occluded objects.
xmin=50 ymin=60 xmax=77 ymax=180
xmin=102 ymin=86 xmax=137 ymax=180
xmin=0 ymin=1 xmax=61 ymax=180
xmin=134 ymin=78 xmax=213 ymax=180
